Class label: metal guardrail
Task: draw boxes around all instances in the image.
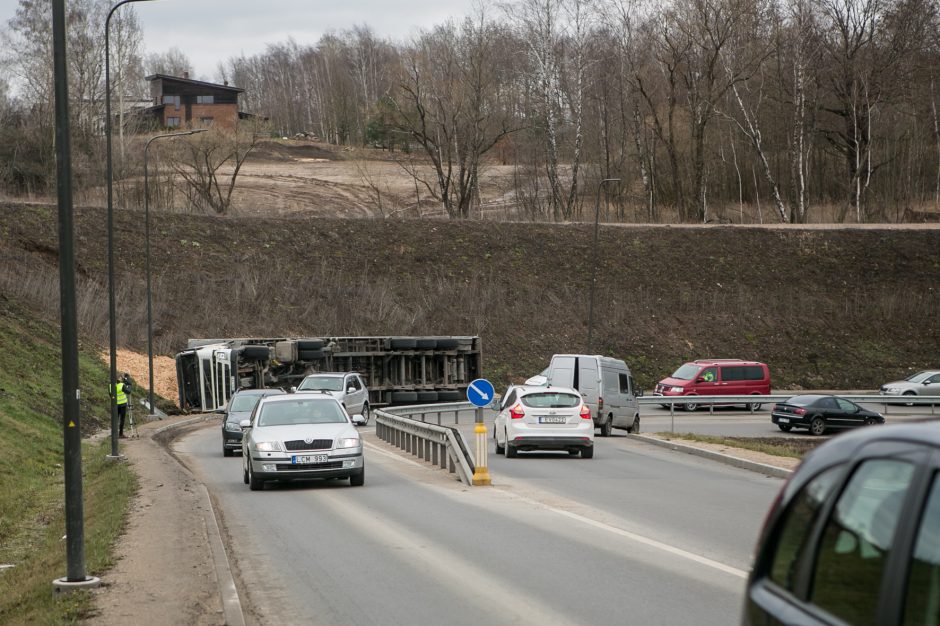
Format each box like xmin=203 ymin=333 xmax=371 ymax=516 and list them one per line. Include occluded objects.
xmin=640 ymin=394 xmax=939 ymax=416
xmin=374 ymin=402 xmax=476 ymax=486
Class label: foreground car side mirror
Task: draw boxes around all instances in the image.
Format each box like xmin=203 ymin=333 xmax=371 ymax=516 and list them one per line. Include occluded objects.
xmin=352 ymin=414 xmax=366 ymax=426
xmin=290 ymin=386 xmax=297 ymax=393
xmin=347 ymin=387 xmax=356 ymax=394
xmin=239 ymin=419 xmax=251 ymax=429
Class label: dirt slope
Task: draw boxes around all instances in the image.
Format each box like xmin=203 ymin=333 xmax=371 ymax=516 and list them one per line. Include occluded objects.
xmin=1 ymin=202 xmax=938 ymax=390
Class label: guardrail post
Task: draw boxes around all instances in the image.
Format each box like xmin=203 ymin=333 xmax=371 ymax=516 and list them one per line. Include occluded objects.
xmin=437 ymin=411 xmax=441 ymax=425
xmin=471 ymin=407 xmax=492 ymax=486
xmin=455 ymin=410 xmax=459 ymax=425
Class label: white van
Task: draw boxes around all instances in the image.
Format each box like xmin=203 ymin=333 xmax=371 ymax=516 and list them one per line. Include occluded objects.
xmin=544 ymin=354 xmax=641 ymax=436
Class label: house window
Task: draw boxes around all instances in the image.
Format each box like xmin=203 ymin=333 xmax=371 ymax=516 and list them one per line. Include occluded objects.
xmin=162 ymin=95 xmax=180 ymax=108
xmin=196 ymin=95 xmax=214 ymax=104
xmin=199 ymin=117 xmax=214 ymax=127
xmin=167 ymin=117 xmax=181 ymax=128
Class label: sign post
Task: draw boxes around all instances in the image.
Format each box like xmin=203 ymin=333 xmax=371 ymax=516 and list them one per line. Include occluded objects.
xmin=466 ymin=378 xmax=494 ymax=486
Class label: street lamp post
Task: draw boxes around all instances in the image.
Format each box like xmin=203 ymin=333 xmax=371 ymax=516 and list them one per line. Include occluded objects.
xmin=105 ymin=0 xmax=155 ymax=460
xmin=143 ymin=129 xmax=206 ymax=417
xmin=586 ymin=178 xmax=620 ymax=354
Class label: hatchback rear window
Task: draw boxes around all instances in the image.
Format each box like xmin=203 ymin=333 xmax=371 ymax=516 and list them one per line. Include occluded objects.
xmin=521 ymin=393 xmax=581 ymax=408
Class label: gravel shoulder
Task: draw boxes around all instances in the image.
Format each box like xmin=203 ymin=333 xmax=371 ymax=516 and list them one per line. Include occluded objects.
xmin=90 ymin=417 xmax=225 ymax=625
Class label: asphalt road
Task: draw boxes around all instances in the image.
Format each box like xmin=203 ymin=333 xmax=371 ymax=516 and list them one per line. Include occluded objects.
xmin=176 ymin=422 xmax=781 ymax=625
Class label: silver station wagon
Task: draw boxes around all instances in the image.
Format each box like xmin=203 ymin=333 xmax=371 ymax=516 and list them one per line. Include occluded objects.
xmin=241 ymin=393 xmax=365 ymax=490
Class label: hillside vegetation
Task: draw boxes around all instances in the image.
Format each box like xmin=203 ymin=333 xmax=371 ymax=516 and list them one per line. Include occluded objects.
xmin=0 ymin=296 xmax=135 ymax=623
xmin=1 ymin=202 xmax=938 ymax=390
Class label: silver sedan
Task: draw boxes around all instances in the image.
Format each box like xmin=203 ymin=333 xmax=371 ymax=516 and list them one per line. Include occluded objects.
xmin=241 ymin=393 xmax=365 ymax=490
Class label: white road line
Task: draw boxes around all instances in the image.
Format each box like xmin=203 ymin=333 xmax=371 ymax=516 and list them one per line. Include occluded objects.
xmin=363 ymin=440 xmax=430 ymax=469
xmin=366 ymin=440 xmax=748 ymax=579
xmin=315 ymin=491 xmax=585 ymax=626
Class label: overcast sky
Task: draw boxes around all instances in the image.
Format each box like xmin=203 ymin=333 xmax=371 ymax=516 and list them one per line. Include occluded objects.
xmin=0 ymin=0 xmax=478 ymax=81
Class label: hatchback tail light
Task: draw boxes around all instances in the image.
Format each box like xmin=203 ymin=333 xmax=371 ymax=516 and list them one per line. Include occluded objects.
xmin=510 ymin=403 xmax=525 ymax=420
xmin=579 ymin=404 xmax=592 ymax=420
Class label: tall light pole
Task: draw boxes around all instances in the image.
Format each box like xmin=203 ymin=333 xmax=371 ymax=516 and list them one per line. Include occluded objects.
xmin=105 ymin=0 xmax=155 ymax=460
xmin=143 ymin=129 xmax=206 ymax=417
xmin=586 ymin=178 xmax=620 ymax=354
xmin=51 ymin=0 xmax=100 ymax=592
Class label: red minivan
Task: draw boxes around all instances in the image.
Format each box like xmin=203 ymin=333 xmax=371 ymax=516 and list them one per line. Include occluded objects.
xmin=654 ymin=359 xmax=770 ymax=411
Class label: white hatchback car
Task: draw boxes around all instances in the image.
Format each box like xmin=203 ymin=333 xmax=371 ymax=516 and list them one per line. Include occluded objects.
xmin=494 ymin=385 xmax=595 ymax=458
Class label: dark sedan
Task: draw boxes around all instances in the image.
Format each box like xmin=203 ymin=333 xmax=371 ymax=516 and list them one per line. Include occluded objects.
xmin=771 ymin=394 xmax=884 ymax=435
xmin=222 ymin=388 xmax=285 ymax=456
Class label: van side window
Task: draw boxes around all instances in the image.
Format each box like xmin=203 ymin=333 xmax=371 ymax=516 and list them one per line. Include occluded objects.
xmin=721 ymin=367 xmax=744 ymax=381
xmin=768 ymin=465 xmax=844 ymax=592
xmin=903 ymin=474 xmax=940 ymax=625
xmin=619 ymin=373 xmax=631 ymax=395
xmin=810 ymin=459 xmax=915 ymax=625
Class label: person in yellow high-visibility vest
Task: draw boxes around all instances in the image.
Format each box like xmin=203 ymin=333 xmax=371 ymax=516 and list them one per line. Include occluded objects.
xmin=110 ymin=373 xmax=132 ymax=438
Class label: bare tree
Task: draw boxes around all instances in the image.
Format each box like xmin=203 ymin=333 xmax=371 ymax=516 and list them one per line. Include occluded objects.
xmin=170 ymin=122 xmax=262 ymax=214
xmin=392 ymin=15 xmax=518 ymax=218
xmin=145 ymin=46 xmax=193 ymax=78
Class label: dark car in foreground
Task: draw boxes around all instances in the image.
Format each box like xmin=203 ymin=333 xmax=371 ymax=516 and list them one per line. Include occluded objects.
xmin=771 ymin=394 xmax=884 ymax=435
xmin=221 ymin=388 xmax=285 ymax=456
xmin=743 ymin=421 xmax=940 ymax=625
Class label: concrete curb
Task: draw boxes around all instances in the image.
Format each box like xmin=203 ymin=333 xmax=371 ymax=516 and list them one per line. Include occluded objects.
xmin=140 ymin=414 xmax=246 ymax=625
xmin=630 ymin=434 xmax=793 ymax=479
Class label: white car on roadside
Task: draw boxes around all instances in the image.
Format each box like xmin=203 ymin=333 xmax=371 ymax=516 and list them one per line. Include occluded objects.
xmin=494 ymin=385 xmax=595 ymax=458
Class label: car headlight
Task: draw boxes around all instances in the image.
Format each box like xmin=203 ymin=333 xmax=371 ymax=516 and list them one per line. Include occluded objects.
xmin=254 ymin=441 xmax=282 ymax=452
xmin=670 ymin=386 xmax=684 ymax=393
xmin=224 ymin=421 xmax=241 ymax=432
xmin=336 ymin=437 xmax=361 ymax=449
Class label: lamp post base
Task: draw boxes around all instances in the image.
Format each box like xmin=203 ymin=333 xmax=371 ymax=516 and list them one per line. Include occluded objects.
xmin=52 ymin=576 xmax=101 ymax=593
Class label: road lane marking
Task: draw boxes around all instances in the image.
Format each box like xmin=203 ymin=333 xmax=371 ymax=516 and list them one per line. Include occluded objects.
xmin=366 ymin=439 xmax=748 ymax=579
xmin=315 ymin=490 xmax=585 ymax=626
xmin=363 ymin=440 xmax=431 ymax=469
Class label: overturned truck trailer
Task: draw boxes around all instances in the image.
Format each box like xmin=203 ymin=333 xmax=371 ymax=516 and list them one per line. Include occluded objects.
xmin=175 ymin=336 xmax=482 ymax=412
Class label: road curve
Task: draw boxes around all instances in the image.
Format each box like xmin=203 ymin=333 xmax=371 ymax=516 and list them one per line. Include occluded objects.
xmin=176 ymin=423 xmax=779 ymax=625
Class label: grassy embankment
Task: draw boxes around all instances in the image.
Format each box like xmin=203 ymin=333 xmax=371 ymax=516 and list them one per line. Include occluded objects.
xmin=0 ymin=298 xmax=136 ymax=624
xmin=654 ymin=432 xmax=824 ymax=459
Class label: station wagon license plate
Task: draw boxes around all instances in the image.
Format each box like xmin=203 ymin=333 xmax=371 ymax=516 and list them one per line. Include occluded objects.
xmin=539 ymin=416 xmax=567 ymax=424
xmin=293 ymin=454 xmax=329 ymax=464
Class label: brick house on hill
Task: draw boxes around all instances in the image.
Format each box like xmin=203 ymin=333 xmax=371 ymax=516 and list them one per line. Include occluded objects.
xmin=143 ymin=72 xmax=245 ymax=130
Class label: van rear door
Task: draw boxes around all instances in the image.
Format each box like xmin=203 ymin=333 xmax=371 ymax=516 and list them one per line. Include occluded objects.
xmin=578 ymin=358 xmax=599 ymax=417
xmin=550 ymin=356 xmax=576 ymax=388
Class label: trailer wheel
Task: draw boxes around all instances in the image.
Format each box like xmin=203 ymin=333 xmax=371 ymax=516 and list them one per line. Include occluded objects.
xmin=417 ymin=391 xmax=439 ymax=402
xmin=390 ymin=338 xmax=417 ymax=350
xmin=241 ymin=345 xmax=271 ymax=360
xmin=436 ymin=339 xmax=460 ymax=350
xmin=298 ymin=349 xmax=325 ymax=361
xmin=415 ymin=339 xmax=438 ymax=349
xmin=297 ymin=339 xmax=324 ymax=350
xmin=391 ymin=391 xmax=419 ymax=403
xmin=438 ymin=390 xmax=463 ymax=401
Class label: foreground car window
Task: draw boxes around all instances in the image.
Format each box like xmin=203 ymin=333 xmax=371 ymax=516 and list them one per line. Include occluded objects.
xmin=811 ymin=459 xmax=915 ymax=626
xmin=903 ymin=475 xmax=940 ymax=625
xmin=521 ymin=393 xmax=581 ymax=408
xmin=768 ymin=466 xmax=844 ymax=591
xmin=258 ymin=400 xmax=346 ymax=426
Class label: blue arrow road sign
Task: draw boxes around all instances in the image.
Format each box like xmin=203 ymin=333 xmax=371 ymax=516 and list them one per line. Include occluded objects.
xmin=467 ymin=378 xmax=495 ymax=408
